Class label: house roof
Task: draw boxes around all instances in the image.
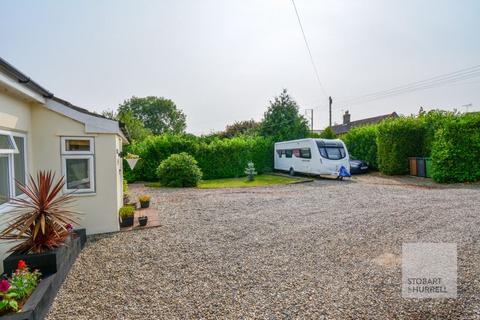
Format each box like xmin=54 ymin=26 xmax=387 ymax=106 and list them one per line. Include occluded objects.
xmin=0 ymin=56 xmax=128 ymax=141
xmin=330 ymin=112 xmax=398 ymax=135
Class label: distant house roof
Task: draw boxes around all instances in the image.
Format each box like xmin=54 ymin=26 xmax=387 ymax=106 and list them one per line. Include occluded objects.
xmin=330 ymin=111 xmax=398 ymax=135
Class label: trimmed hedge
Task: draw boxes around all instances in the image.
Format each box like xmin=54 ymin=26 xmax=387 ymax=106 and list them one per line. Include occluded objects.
xmin=377 ymin=117 xmax=427 ymax=175
xmin=342 ymin=125 xmax=378 ymax=169
xmin=125 ymin=134 xmax=274 ymax=181
xmin=431 ymin=113 xmax=480 ymax=183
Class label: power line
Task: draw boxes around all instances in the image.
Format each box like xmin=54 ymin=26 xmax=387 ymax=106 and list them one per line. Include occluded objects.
xmin=291 ymin=0 xmax=328 ymax=98
xmin=336 ymin=65 xmax=480 ymax=107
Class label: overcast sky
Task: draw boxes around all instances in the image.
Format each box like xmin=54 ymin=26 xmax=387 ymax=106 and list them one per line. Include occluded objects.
xmin=1 ymin=0 xmax=479 ymax=134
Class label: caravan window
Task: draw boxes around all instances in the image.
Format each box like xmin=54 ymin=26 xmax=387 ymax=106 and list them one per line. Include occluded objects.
xmin=316 ymin=141 xmax=346 ymax=160
xmin=299 ymin=148 xmax=311 ymax=159
xmin=285 ymin=150 xmax=293 ymax=158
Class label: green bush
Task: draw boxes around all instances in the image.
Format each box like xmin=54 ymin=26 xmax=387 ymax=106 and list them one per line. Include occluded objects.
xmin=156 ymin=153 xmax=203 ymax=187
xmin=126 ymin=134 xmax=273 ymax=181
xmin=318 ymin=127 xmax=336 ymax=139
xmin=119 ymin=206 xmax=135 ymax=218
xmin=431 ymin=113 xmax=480 ymax=183
xmin=377 ymin=117 xmax=427 ymax=175
xmin=342 ymin=125 xmax=378 ymax=169
xmin=419 ymin=109 xmax=456 ymax=156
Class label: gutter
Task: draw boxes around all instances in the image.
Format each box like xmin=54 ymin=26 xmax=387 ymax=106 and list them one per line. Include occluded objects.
xmin=0 ymin=57 xmax=54 ymax=98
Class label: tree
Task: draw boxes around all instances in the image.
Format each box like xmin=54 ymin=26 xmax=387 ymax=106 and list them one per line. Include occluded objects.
xmin=319 ymin=127 xmax=336 ymax=139
xmin=118 ymin=96 xmax=187 ymax=135
xmin=101 ymin=109 xmax=151 ymax=141
xmin=219 ymin=119 xmax=259 ymax=138
xmin=259 ymin=89 xmax=309 ymax=141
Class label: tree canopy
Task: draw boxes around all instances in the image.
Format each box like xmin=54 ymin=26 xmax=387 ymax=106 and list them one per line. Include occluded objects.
xmin=259 ymin=89 xmax=309 ymax=141
xmin=118 ymin=96 xmax=186 ymax=135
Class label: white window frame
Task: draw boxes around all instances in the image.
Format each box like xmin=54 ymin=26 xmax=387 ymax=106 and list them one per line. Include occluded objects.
xmin=61 ymin=137 xmax=95 ymax=194
xmin=61 ymin=136 xmax=94 ymax=155
xmin=0 ymin=130 xmax=28 ymax=211
xmin=0 ymin=129 xmax=19 ymax=154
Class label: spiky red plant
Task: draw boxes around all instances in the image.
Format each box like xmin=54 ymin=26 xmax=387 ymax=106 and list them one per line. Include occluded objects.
xmin=0 ymin=171 xmax=80 ymax=253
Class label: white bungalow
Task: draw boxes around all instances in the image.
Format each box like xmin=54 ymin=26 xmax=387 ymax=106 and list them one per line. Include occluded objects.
xmin=0 ymin=57 xmax=128 ymax=270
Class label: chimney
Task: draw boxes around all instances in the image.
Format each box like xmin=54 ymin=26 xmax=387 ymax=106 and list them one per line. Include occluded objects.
xmin=343 ymin=110 xmax=351 ymax=124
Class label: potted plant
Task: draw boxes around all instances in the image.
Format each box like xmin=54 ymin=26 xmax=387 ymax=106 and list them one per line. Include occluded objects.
xmin=138 ymin=194 xmax=151 ymax=208
xmin=0 ymin=171 xmax=81 ymax=276
xmin=119 ymin=206 xmax=135 ymax=228
xmin=138 ymin=215 xmax=148 ymax=227
xmin=124 ymin=153 xmax=140 ymax=170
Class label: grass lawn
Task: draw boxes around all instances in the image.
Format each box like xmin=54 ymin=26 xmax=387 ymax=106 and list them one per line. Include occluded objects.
xmin=145 ymin=174 xmax=311 ymax=189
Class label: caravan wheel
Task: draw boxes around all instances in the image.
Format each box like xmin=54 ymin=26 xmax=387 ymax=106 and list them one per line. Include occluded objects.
xmin=289 ymin=168 xmax=295 ymax=176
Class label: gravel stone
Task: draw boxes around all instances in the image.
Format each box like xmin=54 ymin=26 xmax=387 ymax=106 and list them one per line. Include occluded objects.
xmin=47 ymin=174 xmax=480 ymax=319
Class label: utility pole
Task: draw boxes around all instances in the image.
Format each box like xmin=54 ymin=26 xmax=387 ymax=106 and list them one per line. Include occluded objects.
xmin=462 ymin=103 xmax=473 ymax=113
xmin=304 ymin=109 xmax=314 ymax=131
xmin=329 ymin=96 xmax=333 ymax=127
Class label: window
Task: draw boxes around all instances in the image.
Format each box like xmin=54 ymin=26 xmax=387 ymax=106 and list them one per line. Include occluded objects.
xmin=61 ymin=137 xmax=95 ymax=193
xmin=299 ymin=148 xmax=311 ymax=159
xmin=61 ymin=137 xmax=94 ymax=154
xmin=316 ymin=140 xmax=347 ymax=160
xmin=0 ymin=131 xmax=27 ymax=205
xmin=285 ymin=149 xmax=293 ymax=158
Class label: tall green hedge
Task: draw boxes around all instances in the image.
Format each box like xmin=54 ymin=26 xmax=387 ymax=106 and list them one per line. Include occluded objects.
xmin=377 ymin=117 xmax=427 ymax=175
xmin=342 ymin=125 xmax=378 ymax=169
xmin=124 ymin=134 xmax=274 ymax=181
xmin=431 ymin=113 xmax=480 ymax=183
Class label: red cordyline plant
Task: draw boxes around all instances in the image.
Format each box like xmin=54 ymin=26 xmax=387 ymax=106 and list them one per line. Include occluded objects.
xmin=0 ymin=171 xmax=80 ymax=253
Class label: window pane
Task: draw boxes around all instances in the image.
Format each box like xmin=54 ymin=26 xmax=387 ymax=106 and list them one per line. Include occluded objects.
xmin=300 ymin=148 xmax=311 ymax=158
xmin=285 ymin=150 xmax=293 ymax=158
xmin=325 ymin=147 xmax=344 ymax=160
xmin=319 ymin=147 xmax=328 ymax=158
xmin=0 ymin=156 xmax=9 ymax=204
xmin=65 ymin=139 xmax=90 ymax=152
xmin=0 ymin=134 xmax=15 ymax=150
xmin=66 ymin=158 xmax=91 ymax=189
xmin=13 ymin=136 xmax=26 ymax=196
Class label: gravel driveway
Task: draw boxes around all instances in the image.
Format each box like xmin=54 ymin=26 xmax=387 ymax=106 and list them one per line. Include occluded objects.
xmin=47 ymin=175 xmax=480 ymax=319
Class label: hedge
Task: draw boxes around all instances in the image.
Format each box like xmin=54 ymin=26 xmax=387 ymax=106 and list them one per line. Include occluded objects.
xmin=376 ymin=117 xmax=427 ymax=175
xmin=342 ymin=125 xmax=378 ymax=169
xmin=124 ymin=134 xmax=274 ymax=182
xmin=431 ymin=113 xmax=480 ymax=183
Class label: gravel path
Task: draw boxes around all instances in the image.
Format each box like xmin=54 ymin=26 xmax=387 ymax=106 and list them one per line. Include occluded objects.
xmin=47 ymin=175 xmax=480 ymax=319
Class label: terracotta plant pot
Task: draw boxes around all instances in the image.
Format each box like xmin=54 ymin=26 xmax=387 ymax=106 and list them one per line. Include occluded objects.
xmin=138 ymin=216 xmax=148 ymax=227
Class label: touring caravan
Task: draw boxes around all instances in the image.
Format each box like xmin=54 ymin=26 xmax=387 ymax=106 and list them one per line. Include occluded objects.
xmin=274 ymin=138 xmax=350 ymax=177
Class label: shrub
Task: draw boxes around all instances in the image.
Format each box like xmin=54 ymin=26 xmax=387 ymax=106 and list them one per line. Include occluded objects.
xmin=319 ymin=127 xmax=336 ymax=139
xmin=377 ymin=117 xmax=427 ymax=175
xmin=431 ymin=113 xmax=480 ymax=183
xmin=419 ymin=109 xmax=457 ymax=156
xmin=156 ymin=153 xmax=203 ymax=187
xmin=123 ymin=179 xmax=129 ymax=198
xmin=126 ymin=134 xmax=273 ymax=181
xmin=138 ymin=194 xmax=151 ymax=202
xmin=119 ymin=206 xmax=135 ymax=218
xmin=342 ymin=125 xmax=378 ymax=169
xmin=0 ymin=171 xmax=80 ymax=254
